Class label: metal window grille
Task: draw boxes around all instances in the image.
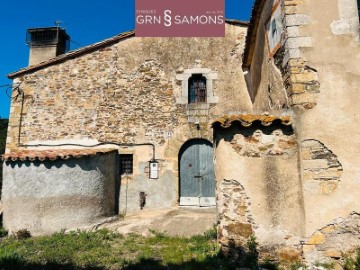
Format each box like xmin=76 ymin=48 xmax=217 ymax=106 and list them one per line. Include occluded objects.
xmin=120 ymin=154 xmax=133 ymax=175
xmin=188 ymin=74 xmax=207 ymax=104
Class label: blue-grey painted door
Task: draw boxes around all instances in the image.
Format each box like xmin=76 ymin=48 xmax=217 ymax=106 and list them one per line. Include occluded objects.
xmin=179 ymin=140 xmax=216 ymax=206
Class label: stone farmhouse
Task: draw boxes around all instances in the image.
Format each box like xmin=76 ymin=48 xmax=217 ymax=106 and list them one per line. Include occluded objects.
xmin=2 ymin=0 xmax=360 ymax=264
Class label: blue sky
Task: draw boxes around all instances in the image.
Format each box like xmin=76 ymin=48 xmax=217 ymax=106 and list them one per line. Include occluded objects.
xmin=0 ymin=0 xmax=254 ymax=119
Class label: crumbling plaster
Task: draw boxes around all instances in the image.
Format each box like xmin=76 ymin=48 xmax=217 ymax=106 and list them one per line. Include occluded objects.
xmin=216 ymin=0 xmax=360 ymax=263
xmin=330 ymin=0 xmax=360 ymax=36
xmin=214 ymin=124 xmax=305 ymax=249
xmin=245 ymin=0 xmax=360 ymax=239
xmin=290 ymin=0 xmax=360 ymax=236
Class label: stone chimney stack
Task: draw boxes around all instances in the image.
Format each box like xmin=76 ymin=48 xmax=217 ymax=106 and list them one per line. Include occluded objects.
xmin=26 ymin=27 xmax=70 ymax=66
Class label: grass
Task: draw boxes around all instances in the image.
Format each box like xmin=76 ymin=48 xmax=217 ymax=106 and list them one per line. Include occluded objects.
xmin=0 ymin=228 xmax=234 ymax=270
xmin=3 ymin=226 xmax=357 ymax=270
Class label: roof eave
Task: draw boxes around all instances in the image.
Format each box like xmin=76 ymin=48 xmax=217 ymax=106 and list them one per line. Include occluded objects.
xmin=225 ymin=19 xmax=250 ymax=27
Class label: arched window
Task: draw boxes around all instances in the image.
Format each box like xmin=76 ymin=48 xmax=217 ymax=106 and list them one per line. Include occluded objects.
xmin=188 ymin=74 xmax=207 ymax=104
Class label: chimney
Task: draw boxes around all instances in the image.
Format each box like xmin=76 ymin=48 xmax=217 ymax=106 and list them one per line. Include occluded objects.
xmin=26 ymin=27 xmax=70 ymax=66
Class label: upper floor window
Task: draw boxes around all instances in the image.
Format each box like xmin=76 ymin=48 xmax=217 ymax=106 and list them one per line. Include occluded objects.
xmin=175 ymin=67 xmax=218 ymax=105
xmin=188 ymin=74 xmax=207 ymax=104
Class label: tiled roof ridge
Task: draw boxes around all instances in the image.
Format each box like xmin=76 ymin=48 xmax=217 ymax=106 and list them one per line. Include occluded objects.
xmin=2 ymin=148 xmax=117 ymax=162
xmin=8 ymin=31 xmax=135 ymax=79
xmin=212 ymin=114 xmax=292 ymax=128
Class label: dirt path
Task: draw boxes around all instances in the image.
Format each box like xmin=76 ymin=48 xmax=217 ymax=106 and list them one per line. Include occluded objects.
xmin=99 ymin=207 xmax=217 ymax=237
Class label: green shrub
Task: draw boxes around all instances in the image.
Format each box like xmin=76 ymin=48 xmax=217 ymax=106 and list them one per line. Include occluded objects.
xmin=260 ymin=257 xmax=279 ymax=270
xmin=244 ymin=235 xmax=259 ymax=270
xmin=315 ymin=261 xmax=335 ymax=269
xmin=0 ymin=227 xmax=8 ymax=238
xmin=290 ymin=261 xmax=306 ymax=270
xmin=15 ymin=229 xmax=31 ymax=240
xmin=0 ymin=119 xmax=9 ymax=200
xmin=203 ymin=225 xmax=217 ymax=240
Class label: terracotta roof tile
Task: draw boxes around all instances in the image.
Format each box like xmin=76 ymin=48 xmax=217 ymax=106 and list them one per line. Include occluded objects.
xmin=2 ymin=148 xmax=117 ymax=162
xmin=212 ymin=114 xmax=292 ymax=128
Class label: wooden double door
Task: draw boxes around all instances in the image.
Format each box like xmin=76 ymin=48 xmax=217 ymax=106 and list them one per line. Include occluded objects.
xmin=179 ymin=139 xmax=216 ymax=206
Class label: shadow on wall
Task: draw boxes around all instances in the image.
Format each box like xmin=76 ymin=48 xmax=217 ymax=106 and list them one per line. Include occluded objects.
xmin=215 ymin=119 xmax=294 ymax=147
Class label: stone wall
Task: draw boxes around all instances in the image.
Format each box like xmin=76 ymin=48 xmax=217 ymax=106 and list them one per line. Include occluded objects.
xmin=6 ymin=23 xmax=252 ymax=215
xmin=217 ymin=179 xmax=254 ymax=260
xmin=12 ymin=58 xmax=186 ymax=147
xmin=301 ymin=140 xmax=343 ymax=195
xmin=6 ymin=23 xmax=251 ymax=153
xmin=247 ymin=0 xmax=321 ymax=111
xmin=229 ymin=128 xmax=296 ymax=157
xmin=282 ymin=0 xmax=320 ymax=109
xmin=302 ymin=212 xmax=360 ymax=266
xmin=2 ymin=151 xmax=117 ymax=235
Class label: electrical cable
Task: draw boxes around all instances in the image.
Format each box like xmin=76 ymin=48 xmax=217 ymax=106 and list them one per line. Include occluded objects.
xmin=1 ymin=83 xmax=21 ymax=99
xmin=5 ymin=86 xmax=12 ymax=98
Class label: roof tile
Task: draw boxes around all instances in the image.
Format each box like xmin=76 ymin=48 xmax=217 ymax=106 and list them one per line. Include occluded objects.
xmin=212 ymin=114 xmax=292 ymax=128
xmin=2 ymin=148 xmax=117 ymax=162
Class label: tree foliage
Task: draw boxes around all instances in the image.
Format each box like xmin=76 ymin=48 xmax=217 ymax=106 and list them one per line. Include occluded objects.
xmin=0 ymin=119 xmax=9 ymax=199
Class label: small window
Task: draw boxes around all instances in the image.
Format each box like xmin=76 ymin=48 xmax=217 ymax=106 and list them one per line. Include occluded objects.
xmin=119 ymin=154 xmax=133 ymax=175
xmin=188 ymin=74 xmax=207 ymax=104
